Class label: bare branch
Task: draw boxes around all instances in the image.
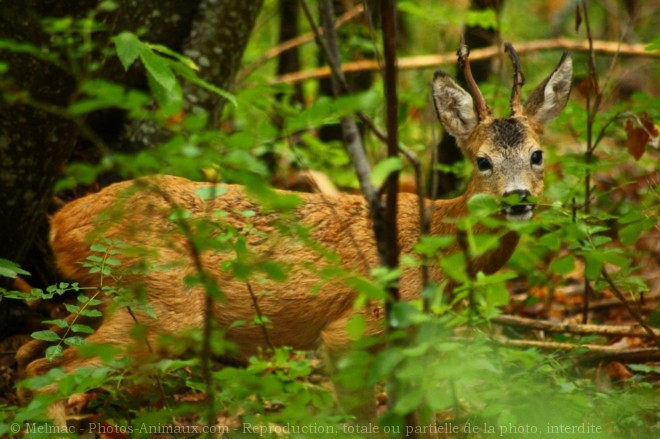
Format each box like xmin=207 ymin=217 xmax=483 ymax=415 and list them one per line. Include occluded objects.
xmin=275 ymin=38 xmax=659 ymax=84
xmin=237 ymin=3 xmax=365 ymax=82
xmin=300 ymin=0 xmax=377 ymax=202
xmin=247 ymin=281 xmax=276 ymax=352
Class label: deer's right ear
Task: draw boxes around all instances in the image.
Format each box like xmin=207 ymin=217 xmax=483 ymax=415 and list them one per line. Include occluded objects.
xmin=523 ymin=52 xmax=573 ymax=124
xmin=432 ymin=71 xmax=478 ymax=144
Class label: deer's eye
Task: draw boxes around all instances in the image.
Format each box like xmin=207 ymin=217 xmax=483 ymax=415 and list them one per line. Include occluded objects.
xmin=531 ymin=150 xmax=543 ymax=166
xmin=476 ymin=157 xmax=492 ymax=172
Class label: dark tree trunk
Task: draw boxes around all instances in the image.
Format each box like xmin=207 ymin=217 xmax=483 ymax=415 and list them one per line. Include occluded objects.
xmin=122 ymin=0 xmax=264 ymax=148
xmin=184 ymin=0 xmax=264 ymax=125
xmin=277 ymin=0 xmax=304 ymax=104
xmin=0 ymin=0 xmax=263 ymax=333
xmin=431 ymin=0 xmax=503 ymax=198
xmin=0 ymin=4 xmax=81 ymax=270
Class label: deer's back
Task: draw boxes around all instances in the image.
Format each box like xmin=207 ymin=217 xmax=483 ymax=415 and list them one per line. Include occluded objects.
xmin=50 ymin=175 xmax=426 ymax=354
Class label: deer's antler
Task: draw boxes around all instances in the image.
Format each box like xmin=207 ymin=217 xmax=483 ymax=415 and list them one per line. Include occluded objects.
xmin=504 ymin=42 xmax=525 ymax=115
xmin=457 ymin=43 xmax=491 ymax=122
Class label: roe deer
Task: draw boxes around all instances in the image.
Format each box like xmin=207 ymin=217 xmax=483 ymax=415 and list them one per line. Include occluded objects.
xmin=17 ymin=44 xmax=572 ymax=424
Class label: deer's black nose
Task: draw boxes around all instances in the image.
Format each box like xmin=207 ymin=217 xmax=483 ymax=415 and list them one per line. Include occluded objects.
xmin=503 ymin=189 xmax=531 ymax=204
xmin=502 ymin=190 xmax=534 ymax=218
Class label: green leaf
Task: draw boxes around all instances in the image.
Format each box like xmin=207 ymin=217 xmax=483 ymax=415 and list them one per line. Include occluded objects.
xmin=71 ymin=324 xmax=95 ymax=334
xmin=32 ymin=330 xmax=60 ymax=342
xmin=465 ymin=9 xmax=498 ymax=29
xmin=79 ymin=309 xmax=103 ymax=318
xmin=346 ymin=276 xmax=387 ymax=301
xmin=394 ymin=386 xmax=425 ymax=414
xmin=148 ymin=43 xmax=199 ymax=71
xmin=195 ymin=185 xmax=228 ymax=200
xmin=42 ymin=319 xmax=69 ymax=329
xmin=147 ymin=71 xmax=183 ymax=114
xmin=370 ymin=157 xmax=402 ymax=189
xmin=439 ymin=252 xmax=467 ymax=283
xmin=113 ymin=32 xmax=142 ymax=71
xmin=538 ymin=230 xmax=561 ymax=252
xmin=0 ymin=258 xmax=30 ymax=279
xmin=467 ymin=193 xmax=500 ymax=217
xmin=618 ymin=211 xmax=644 ymax=225
xmin=98 ymin=1 xmax=119 ymax=11
xmin=0 ymin=39 xmax=56 ymax=63
xmin=346 ymin=314 xmax=366 ymax=340
xmin=171 ymin=62 xmax=237 ymax=106
xmin=139 ymin=44 xmax=176 ymax=91
xmin=485 ymin=284 xmax=510 ymax=307
xmin=647 ymin=37 xmax=660 ymax=51
xmin=105 ymin=257 xmax=122 ymax=267
xmin=619 ymin=222 xmax=643 ymax=246
xmin=45 ymin=345 xmax=64 ymax=361
xmin=370 ymin=349 xmax=403 ymax=382
xmin=583 ymin=253 xmax=603 ymax=281
xmin=628 ymin=364 xmax=660 ymax=374
xmin=65 ymin=303 xmax=81 ymax=313
xmin=63 ymin=336 xmax=86 ymax=347
xmin=90 ymin=243 xmax=107 ymax=253
xmin=550 ymin=255 xmax=575 ymax=275
xmin=415 ymin=235 xmax=455 ymax=257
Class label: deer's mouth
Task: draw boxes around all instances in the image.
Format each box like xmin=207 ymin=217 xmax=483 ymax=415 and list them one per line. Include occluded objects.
xmin=503 ymin=203 xmax=535 ymax=221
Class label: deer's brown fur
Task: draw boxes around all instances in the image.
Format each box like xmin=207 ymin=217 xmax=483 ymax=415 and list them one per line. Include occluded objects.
xmin=17 ymin=45 xmax=572 ymax=424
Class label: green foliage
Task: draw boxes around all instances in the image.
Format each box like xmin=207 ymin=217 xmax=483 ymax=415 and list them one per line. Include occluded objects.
xmin=1 ymin=1 xmax=658 ymax=438
xmin=0 ymin=258 xmax=30 ymax=279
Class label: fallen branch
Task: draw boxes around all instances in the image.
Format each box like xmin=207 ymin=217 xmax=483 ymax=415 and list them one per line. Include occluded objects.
xmin=275 ymin=37 xmax=660 ymax=84
xmin=570 ymin=291 xmax=660 ymax=311
xmin=492 ymin=314 xmax=660 ymax=339
xmin=497 ymin=338 xmax=660 ymax=363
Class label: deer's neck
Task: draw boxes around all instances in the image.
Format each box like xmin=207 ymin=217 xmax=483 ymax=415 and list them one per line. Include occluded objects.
xmin=429 ymin=186 xmax=520 ymax=276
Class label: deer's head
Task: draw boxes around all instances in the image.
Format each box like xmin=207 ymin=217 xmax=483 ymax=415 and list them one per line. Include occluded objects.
xmin=432 ymin=43 xmax=573 ymax=220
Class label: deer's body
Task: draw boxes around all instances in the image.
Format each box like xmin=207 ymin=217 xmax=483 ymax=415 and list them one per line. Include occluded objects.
xmin=17 ymin=44 xmax=572 ymax=425
xmin=49 ymin=176 xmax=511 ymax=359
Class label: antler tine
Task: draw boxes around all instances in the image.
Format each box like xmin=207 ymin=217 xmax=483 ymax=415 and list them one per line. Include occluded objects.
xmin=504 ymin=42 xmax=525 ymax=115
xmin=457 ymin=43 xmax=490 ymax=121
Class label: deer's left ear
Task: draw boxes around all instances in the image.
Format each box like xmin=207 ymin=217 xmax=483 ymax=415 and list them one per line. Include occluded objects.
xmin=524 ymin=52 xmax=573 ymax=124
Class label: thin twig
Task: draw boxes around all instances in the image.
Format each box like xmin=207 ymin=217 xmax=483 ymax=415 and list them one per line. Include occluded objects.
xmin=135 ymin=179 xmax=219 ymax=428
xmin=382 ymin=0 xmax=401 ymax=302
xmin=275 ymin=37 xmax=659 ymax=84
xmin=300 ymin=0 xmax=378 ymax=202
xmin=246 ymin=281 xmax=275 ymax=352
xmin=456 ymin=228 xmax=477 ymax=317
xmin=298 ymin=1 xmax=388 ymax=145
xmin=580 ymin=0 xmax=601 ymax=323
xmin=237 ymin=3 xmax=365 ymax=81
xmin=601 ymin=269 xmax=660 ymax=348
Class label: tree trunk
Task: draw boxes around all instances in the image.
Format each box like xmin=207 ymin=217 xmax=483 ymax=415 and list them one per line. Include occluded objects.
xmin=0 ymin=0 xmax=263 ymax=329
xmin=184 ymin=0 xmax=265 ymax=126
xmin=277 ymin=0 xmax=304 ymax=105
xmin=0 ymin=4 xmax=81 ymax=270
